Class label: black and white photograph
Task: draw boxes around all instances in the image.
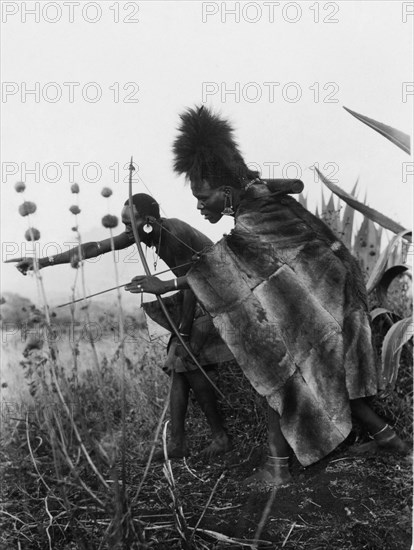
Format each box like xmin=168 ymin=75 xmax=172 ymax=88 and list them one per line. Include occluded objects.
xmin=1 ymin=1 xmax=413 ymax=548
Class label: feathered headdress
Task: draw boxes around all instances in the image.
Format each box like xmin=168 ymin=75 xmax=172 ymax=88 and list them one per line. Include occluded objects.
xmin=172 ymin=106 xmax=257 ymax=189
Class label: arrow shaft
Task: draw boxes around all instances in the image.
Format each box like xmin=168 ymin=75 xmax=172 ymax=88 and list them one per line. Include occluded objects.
xmin=56 ymin=262 xmax=193 ymax=308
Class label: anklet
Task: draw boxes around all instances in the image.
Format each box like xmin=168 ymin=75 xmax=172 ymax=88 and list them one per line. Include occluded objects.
xmin=370 ymin=424 xmax=390 ymax=439
xmin=267 ymin=456 xmax=289 ymax=460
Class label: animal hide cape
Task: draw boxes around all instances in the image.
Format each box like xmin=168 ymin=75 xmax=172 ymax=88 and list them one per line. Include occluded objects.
xmin=187 ymin=183 xmax=379 ymax=466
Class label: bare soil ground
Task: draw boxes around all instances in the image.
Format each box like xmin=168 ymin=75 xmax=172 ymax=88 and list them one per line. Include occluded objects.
xmin=132 ymin=361 xmax=412 ymax=549
xmin=134 ymin=438 xmax=412 ymax=549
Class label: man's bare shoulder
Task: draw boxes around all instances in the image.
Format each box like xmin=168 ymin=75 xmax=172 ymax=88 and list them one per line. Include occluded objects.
xmin=163 ymin=218 xmax=213 ymax=248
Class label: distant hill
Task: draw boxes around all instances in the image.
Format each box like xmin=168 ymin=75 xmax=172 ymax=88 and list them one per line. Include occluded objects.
xmin=1 ymin=233 xmax=168 ymax=306
xmin=0 ymin=291 xmax=147 ymax=333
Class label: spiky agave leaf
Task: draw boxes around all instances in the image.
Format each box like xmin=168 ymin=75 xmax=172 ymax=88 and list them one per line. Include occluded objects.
xmin=366 ymin=219 xmax=382 ymax=273
xmin=320 ymin=192 xmax=342 ymax=239
xmin=376 ymin=224 xmax=383 ymax=249
xmin=326 ymin=192 xmax=336 ymax=213
xmin=343 ymin=106 xmax=410 ymax=154
xmin=341 ymin=181 xmax=358 ymax=250
xmin=366 ymin=230 xmax=412 ymax=294
xmin=328 ymin=193 xmax=341 ymax=238
xmin=297 ymin=192 xmax=307 ymax=209
xmin=354 ymin=217 xmax=381 ymax=277
xmin=314 ymin=167 xmax=408 ymax=236
xmin=353 ymin=214 xmax=368 ymax=247
xmin=321 ymin=187 xmax=327 ymax=215
xmin=380 ymin=317 xmax=413 ymax=389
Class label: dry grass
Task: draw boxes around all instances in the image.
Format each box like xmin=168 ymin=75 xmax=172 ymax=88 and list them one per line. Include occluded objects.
xmin=1 ymin=344 xmax=412 ymax=549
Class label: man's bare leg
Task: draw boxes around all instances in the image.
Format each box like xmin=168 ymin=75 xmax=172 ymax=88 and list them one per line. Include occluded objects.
xmin=245 ymin=406 xmax=292 ymax=487
xmin=152 ymin=372 xmax=190 ymax=461
xmin=185 ymin=370 xmax=232 ymax=458
xmin=350 ymin=397 xmax=409 ymax=454
xmin=167 ymin=372 xmax=190 ymax=457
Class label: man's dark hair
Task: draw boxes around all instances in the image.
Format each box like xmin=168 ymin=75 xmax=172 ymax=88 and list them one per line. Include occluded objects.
xmin=124 ymin=193 xmax=160 ymax=219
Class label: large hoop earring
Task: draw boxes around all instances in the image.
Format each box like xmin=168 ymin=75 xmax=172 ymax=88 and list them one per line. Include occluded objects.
xmin=143 ymin=217 xmax=153 ymax=233
xmin=221 ymin=188 xmax=234 ymax=216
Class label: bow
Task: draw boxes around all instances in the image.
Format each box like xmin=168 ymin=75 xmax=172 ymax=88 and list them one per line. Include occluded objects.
xmin=127 ymin=158 xmax=227 ymax=401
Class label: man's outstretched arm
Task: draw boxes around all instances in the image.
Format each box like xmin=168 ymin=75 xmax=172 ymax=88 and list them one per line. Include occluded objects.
xmin=5 ymin=232 xmax=133 ymax=275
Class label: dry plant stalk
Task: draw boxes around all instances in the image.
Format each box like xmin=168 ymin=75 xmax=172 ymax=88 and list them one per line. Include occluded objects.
xmin=161 ymin=421 xmax=193 ymax=549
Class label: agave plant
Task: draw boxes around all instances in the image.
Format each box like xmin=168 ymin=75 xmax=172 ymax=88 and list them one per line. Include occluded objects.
xmin=343 ymin=107 xmax=411 ymax=155
xmin=314 ymin=109 xmax=412 ymax=390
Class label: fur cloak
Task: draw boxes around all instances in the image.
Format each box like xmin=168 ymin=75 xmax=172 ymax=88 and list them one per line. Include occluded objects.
xmin=187 ymin=183 xmax=380 ymax=466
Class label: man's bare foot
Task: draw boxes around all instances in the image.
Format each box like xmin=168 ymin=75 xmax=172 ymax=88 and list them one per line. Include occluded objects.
xmin=199 ymin=432 xmax=232 ymax=459
xmin=243 ymin=458 xmax=292 ymax=489
xmin=351 ymin=427 xmax=411 ymax=457
xmin=151 ymin=440 xmax=189 ymax=462
xmin=374 ymin=427 xmax=411 ymax=455
xmin=350 ymin=440 xmax=379 ymax=455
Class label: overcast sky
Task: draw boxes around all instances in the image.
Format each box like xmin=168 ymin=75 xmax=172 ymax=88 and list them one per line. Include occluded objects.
xmin=1 ymin=0 xmax=413 ymax=305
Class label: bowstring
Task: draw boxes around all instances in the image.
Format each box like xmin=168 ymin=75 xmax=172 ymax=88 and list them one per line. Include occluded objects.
xmin=153 ymin=219 xmax=199 ymax=255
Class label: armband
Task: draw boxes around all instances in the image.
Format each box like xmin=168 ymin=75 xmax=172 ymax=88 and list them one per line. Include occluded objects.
xmin=48 ymin=256 xmax=55 ymax=265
